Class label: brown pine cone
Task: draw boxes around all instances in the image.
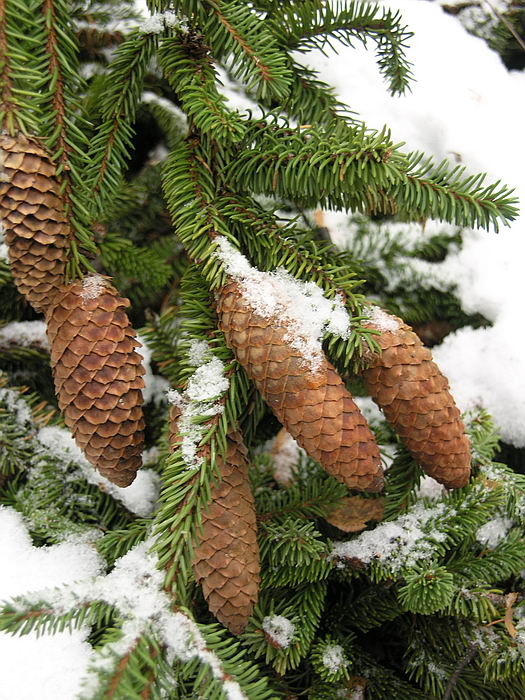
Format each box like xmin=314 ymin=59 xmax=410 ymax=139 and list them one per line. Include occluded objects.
xmin=46 ymin=276 xmax=145 ymax=486
xmin=0 ymin=134 xmax=69 ymax=312
xmin=361 ymin=308 xmax=471 ymax=488
xmin=169 ymin=405 xmax=260 ymax=635
xmin=216 ymin=282 xmax=383 ymax=493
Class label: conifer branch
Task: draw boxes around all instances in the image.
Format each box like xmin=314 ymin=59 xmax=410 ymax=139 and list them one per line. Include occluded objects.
xmin=158 ymin=32 xmax=246 ymax=143
xmin=203 ymin=0 xmax=293 ymax=99
xmin=273 ymin=0 xmax=414 ymax=94
xmin=0 ymin=0 xmax=16 ymax=133
xmin=86 ymin=31 xmax=157 ymax=217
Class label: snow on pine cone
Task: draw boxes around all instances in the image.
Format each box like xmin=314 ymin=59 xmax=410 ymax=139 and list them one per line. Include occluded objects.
xmin=0 ymin=133 xmax=68 ymax=312
xmin=169 ymin=405 xmax=260 ymax=635
xmin=216 ymin=281 xmax=383 ymax=493
xmin=45 ymin=276 xmax=145 ymax=487
xmin=361 ymin=308 xmax=471 ymax=488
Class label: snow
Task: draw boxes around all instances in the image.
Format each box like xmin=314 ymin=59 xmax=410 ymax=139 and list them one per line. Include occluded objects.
xmin=0 ymin=507 xmax=101 ymax=700
xmin=354 ymin=396 xmax=385 ymax=426
xmin=215 ymin=237 xmax=351 ymax=372
xmin=0 ymin=242 xmax=8 ymax=259
xmin=322 ymin=644 xmax=347 ymax=674
xmin=142 ymin=90 xmax=187 ymax=123
xmin=80 ymin=274 xmax=106 ymax=301
xmin=331 ymin=501 xmax=447 ymax=572
xmin=135 ymin=335 xmax=170 ymax=404
xmin=141 ymin=11 xmax=187 ymax=33
xmin=267 ymin=430 xmax=304 ymax=487
xmin=416 ymin=476 xmax=447 ymax=500
xmin=36 ymin=426 xmax=160 ymax=518
xmin=305 ymin=0 xmax=525 ymax=446
xmin=365 ymin=306 xmax=400 ymax=333
xmin=166 ymin=344 xmax=229 ymax=468
xmin=0 ymin=321 xmax=49 ymax=350
xmin=0 ymin=387 xmax=33 ymax=426
xmin=187 ymin=338 xmax=212 ymax=366
xmin=476 ymin=516 xmax=513 ymax=548
xmin=262 ymin=615 xmax=295 ymax=648
xmin=5 ymin=539 xmax=247 ymax=700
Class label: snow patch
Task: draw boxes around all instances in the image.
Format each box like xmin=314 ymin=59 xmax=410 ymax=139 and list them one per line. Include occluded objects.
xmin=36 ymin=426 xmax=159 ymax=517
xmin=135 ymin=335 xmax=170 ymax=404
xmin=476 ymin=516 xmax=513 ymax=549
xmin=80 ymin=275 xmax=106 ymax=301
xmin=0 ymin=321 xmax=49 ymax=350
xmin=262 ymin=615 xmax=295 ymax=649
xmin=416 ymin=476 xmax=447 ymax=500
xmin=0 ymin=387 xmax=32 ymax=426
xmin=322 ymin=644 xmax=347 ymax=674
xmin=14 ymin=540 xmax=247 ymax=700
xmin=365 ymin=306 xmax=400 ymax=332
xmin=0 ymin=507 xmax=101 ymax=699
xmin=166 ymin=344 xmax=229 ymax=469
xmin=141 ymin=10 xmax=187 ymax=33
xmin=331 ymin=501 xmax=447 ymax=572
xmin=215 ymin=237 xmax=351 ymax=372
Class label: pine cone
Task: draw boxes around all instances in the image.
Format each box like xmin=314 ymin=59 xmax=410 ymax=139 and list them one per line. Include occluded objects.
xmin=216 ymin=282 xmax=383 ymax=493
xmin=46 ymin=276 xmax=145 ymax=486
xmin=361 ymin=309 xmax=470 ymax=488
xmin=0 ymin=134 xmax=68 ymax=312
xmin=169 ymin=405 xmax=260 ymax=635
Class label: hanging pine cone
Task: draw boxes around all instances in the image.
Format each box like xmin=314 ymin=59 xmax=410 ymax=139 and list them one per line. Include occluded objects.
xmin=361 ymin=308 xmax=470 ymax=488
xmin=216 ymin=281 xmax=383 ymax=493
xmin=45 ymin=276 xmax=145 ymax=487
xmin=169 ymin=405 xmax=260 ymax=635
xmin=0 ymin=133 xmax=68 ymax=312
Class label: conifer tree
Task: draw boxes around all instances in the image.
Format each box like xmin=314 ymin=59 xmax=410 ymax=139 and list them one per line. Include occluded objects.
xmin=0 ymin=1 xmax=524 ymax=699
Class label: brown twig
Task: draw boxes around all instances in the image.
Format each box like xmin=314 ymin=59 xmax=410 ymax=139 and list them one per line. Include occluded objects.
xmin=443 ymin=643 xmax=478 ymax=700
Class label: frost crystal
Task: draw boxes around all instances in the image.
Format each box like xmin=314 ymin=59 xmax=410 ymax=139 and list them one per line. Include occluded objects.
xmin=215 ymin=237 xmax=351 ymax=372
xmin=322 ymin=644 xmax=347 ymax=673
xmin=262 ymin=615 xmax=295 ymax=648
xmin=167 ymin=344 xmax=229 ymax=468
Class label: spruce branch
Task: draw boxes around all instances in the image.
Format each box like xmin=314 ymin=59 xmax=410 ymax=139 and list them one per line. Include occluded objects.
xmin=158 ymin=32 xmax=246 ymax=143
xmin=85 ymin=30 xmax=157 ymax=217
xmin=273 ymin=0 xmax=414 ymax=95
xmin=161 ymin=139 xmax=237 ymax=287
xmin=39 ymin=0 xmax=98 ymax=273
xmin=222 ymin=120 xmax=517 ymax=229
xmin=203 ymin=0 xmax=293 ymax=100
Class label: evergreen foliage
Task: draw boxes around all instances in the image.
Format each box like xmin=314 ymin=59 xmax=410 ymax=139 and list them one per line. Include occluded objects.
xmin=0 ymin=1 xmax=523 ymax=698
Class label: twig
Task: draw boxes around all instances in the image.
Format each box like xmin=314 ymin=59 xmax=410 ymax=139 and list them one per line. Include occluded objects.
xmin=443 ymin=642 xmax=478 ymax=700
xmin=483 ymin=0 xmax=525 ymax=54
